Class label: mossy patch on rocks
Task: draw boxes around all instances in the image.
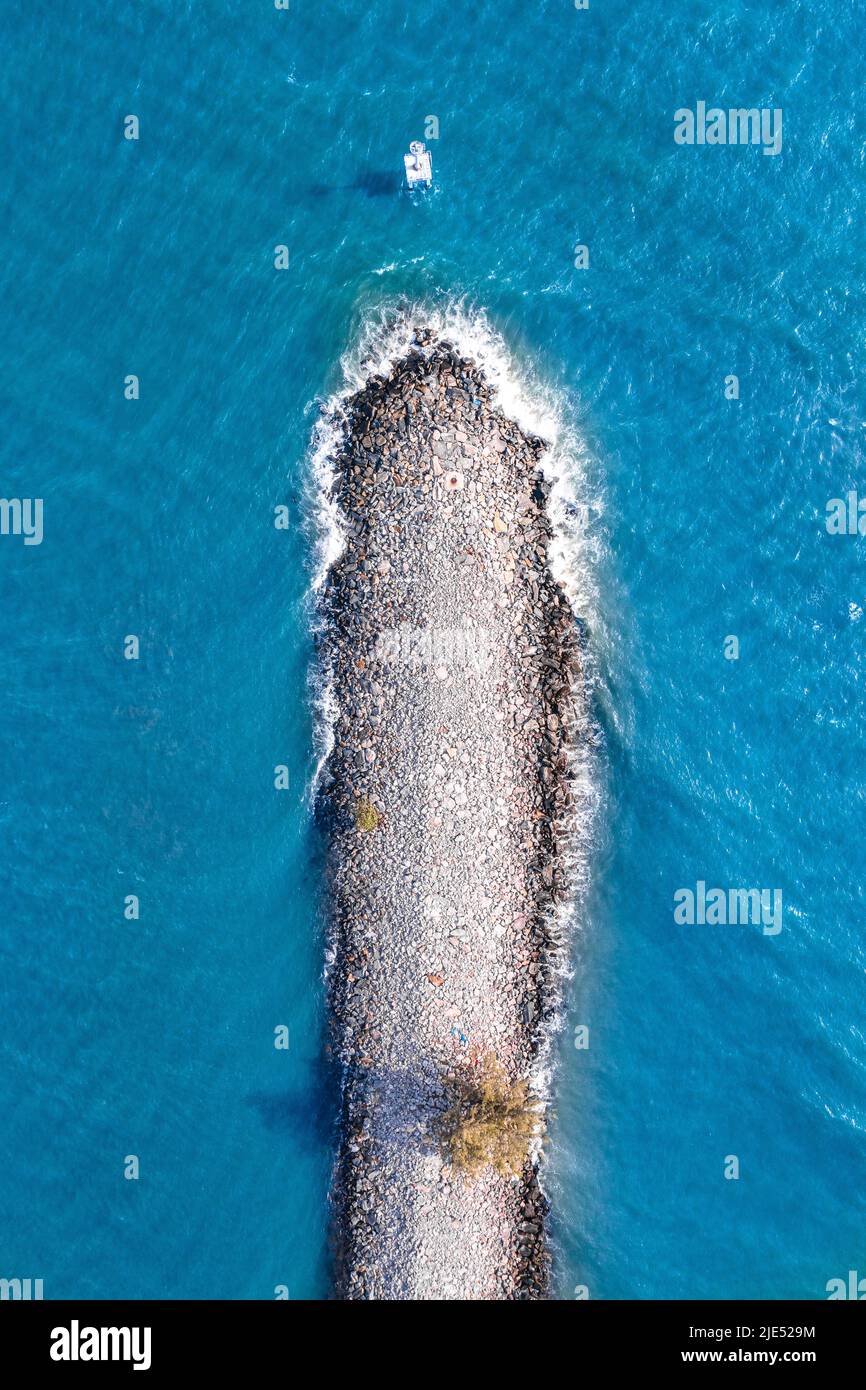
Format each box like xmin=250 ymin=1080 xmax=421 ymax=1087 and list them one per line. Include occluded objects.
xmin=354 ymin=796 xmax=382 ymax=832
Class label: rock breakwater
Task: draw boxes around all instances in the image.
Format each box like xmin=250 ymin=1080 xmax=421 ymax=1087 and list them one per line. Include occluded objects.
xmin=318 ymin=324 xmax=581 ymax=1300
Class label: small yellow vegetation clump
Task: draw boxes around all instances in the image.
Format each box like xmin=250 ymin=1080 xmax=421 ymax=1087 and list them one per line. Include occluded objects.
xmin=437 ymin=1053 xmax=540 ymax=1180
xmin=354 ymin=796 xmax=382 ymax=832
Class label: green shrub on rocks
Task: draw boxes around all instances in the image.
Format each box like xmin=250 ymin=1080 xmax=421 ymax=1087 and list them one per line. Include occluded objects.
xmin=354 ymin=796 xmax=382 ymax=832
xmin=437 ymin=1054 xmax=539 ymax=1179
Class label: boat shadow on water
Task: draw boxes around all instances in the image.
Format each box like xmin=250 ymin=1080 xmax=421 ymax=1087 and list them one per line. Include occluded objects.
xmin=307 ymin=170 xmax=402 ymax=198
xmin=247 ymin=1049 xmax=341 ymax=1156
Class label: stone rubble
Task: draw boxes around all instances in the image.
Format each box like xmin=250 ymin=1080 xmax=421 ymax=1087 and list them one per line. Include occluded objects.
xmin=318 ymin=326 xmax=582 ymax=1300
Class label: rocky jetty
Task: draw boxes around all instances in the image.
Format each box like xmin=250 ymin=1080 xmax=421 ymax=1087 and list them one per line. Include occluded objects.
xmin=318 ymin=325 xmax=580 ymax=1300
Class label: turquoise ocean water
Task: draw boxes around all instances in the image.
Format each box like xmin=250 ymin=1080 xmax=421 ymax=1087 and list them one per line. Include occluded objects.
xmin=1 ymin=1 xmax=864 ymax=1299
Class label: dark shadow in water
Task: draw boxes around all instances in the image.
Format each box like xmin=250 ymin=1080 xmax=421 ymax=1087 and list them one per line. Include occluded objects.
xmin=354 ymin=169 xmax=402 ymax=196
xmin=307 ymin=169 xmax=402 ymax=199
xmin=246 ymin=810 xmax=339 ymax=1158
xmin=248 ymin=1050 xmax=340 ymax=1156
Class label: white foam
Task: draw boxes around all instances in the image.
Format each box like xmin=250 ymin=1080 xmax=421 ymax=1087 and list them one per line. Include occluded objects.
xmin=317 ymin=299 xmax=605 ymax=612
xmin=302 ymin=405 xmax=347 ymax=808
